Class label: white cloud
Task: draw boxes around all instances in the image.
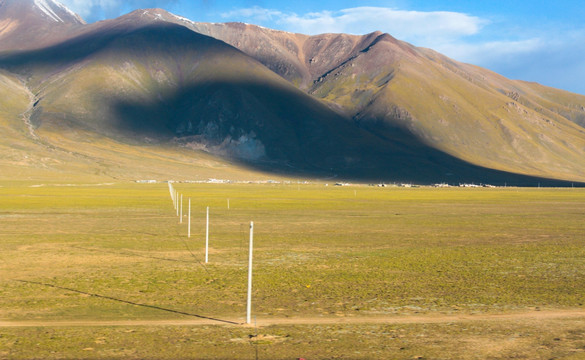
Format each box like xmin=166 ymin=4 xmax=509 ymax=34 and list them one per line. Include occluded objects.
xmin=437 ymin=38 xmax=544 ymax=66
xmin=221 ymin=6 xmax=486 ymax=44
xmin=467 ymin=33 xmax=585 ymax=94
xmin=221 ymin=7 xmax=284 ymax=23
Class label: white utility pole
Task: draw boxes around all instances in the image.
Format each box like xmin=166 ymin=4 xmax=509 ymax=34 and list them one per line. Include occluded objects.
xmin=188 ymin=198 xmax=191 ymax=238
xmin=170 ymin=184 xmax=175 ymax=209
xmin=205 ymin=206 xmax=209 ymax=263
xmin=246 ymin=221 xmax=254 ymax=324
xmin=180 ymin=194 xmax=183 ymax=223
xmin=176 ymin=191 xmax=179 ymax=216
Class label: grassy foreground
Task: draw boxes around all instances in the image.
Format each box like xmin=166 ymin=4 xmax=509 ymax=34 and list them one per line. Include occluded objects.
xmin=1 ymin=181 xmax=585 ymax=359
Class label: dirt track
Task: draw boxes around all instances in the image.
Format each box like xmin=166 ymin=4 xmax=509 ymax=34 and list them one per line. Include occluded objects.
xmin=2 ymin=309 xmax=585 ymax=328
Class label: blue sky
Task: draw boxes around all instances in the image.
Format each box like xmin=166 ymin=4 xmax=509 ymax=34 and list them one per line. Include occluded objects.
xmin=59 ymin=0 xmax=585 ymax=95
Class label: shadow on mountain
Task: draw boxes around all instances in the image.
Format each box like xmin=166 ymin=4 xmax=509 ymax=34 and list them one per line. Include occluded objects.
xmin=0 ymin=21 xmax=224 ymax=72
xmin=109 ymin=78 xmax=582 ymax=187
xmin=0 ymin=20 xmax=581 ymax=186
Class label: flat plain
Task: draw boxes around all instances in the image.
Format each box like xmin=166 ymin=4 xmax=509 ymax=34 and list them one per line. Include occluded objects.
xmin=1 ymin=181 xmax=585 ymax=359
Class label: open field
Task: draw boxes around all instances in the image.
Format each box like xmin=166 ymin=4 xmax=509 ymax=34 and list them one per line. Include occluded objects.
xmin=1 ymin=182 xmax=585 ymax=359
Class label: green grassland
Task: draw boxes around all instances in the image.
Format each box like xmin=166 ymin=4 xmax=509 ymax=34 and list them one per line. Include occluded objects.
xmin=1 ymin=182 xmax=585 ymax=359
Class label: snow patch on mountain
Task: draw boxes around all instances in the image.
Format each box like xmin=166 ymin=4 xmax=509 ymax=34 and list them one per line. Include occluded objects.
xmin=34 ymin=0 xmax=64 ymax=22
xmin=170 ymin=13 xmax=196 ymax=26
xmin=33 ymin=0 xmax=83 ymax=24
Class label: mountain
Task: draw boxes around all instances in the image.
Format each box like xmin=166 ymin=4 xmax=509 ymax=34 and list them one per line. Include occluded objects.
xmin=0 ymin=4 xmax=584 ymax=185
xmin=0 ymin=8 xmax=399 ymax=181
xmin=178 ymin=19 xmax=585 ymax=183
xmin=0 ymin=0 xmax=85 ymax=52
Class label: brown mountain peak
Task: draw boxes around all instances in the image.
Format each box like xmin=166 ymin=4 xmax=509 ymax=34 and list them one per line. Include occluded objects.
xmin=0 ymin=0 xmax=84 ymax=51
xmin=0 ymin=0 xmax=84 ymax=25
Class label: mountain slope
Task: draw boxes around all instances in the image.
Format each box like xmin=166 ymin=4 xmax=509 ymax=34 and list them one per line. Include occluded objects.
xmin=177 ymin=18 xmax=585 ymax=182
xmin=169 ymin=17 xmax=386 ymax=92
xmin=352 ymin=45 xmax=585 ymax=180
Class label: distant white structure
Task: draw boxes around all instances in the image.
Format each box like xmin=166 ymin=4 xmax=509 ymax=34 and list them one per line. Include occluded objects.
xmin=207 ymin=178 xmax=230 ymax=184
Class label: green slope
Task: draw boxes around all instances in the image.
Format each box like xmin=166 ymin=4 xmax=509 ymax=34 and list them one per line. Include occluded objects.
xmin=309 ymin=36 xmax=585 ymax=182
